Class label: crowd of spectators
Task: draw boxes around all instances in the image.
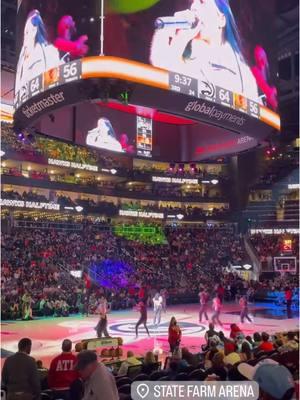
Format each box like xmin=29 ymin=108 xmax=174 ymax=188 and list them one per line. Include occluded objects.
xmin=1 ymin=222 xmax=251 ymax=320
xmin=1 ymin=189 xmax=229 ymax=220
xmin=254 ymin=154 xmax=298 ymax=187
xmin=250 ymin=233 xmax=299 ymax=260
xmin=2 ymin=124 xmax=227 ymax=181
xmin=2 ymin=164 xmax=226 ymax=201
xmin=3 ymin=219 xmax=298 ymax=322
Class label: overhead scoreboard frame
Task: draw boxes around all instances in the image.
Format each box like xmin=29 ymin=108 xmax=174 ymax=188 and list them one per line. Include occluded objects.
xmin=14 ymin=56 xmax=280 ymax=139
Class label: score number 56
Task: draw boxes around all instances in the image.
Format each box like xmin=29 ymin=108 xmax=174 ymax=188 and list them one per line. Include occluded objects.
xmin=62 ymin=62 xmax=79 ymax=80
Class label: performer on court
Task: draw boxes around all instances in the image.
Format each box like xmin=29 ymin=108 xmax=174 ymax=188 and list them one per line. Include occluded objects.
xmin=95 ymin=295 xmax=110 ymax=338
xmin=168 ymin=316 xmax=182 ymax=354
xmin=160 ymin=288 xmax=167 ymax=313
xmin=211 ymin=294 xmax=223 ymax=327
xmin=153 ymin=292 xmax=163 ymax=328
xmin=199 ymin=287 xmax=209 ymax=323
xmin=21 ymin=291 xmax=33 ymax=320
xmin=239 ymin=295 xmax=252 ymax=323
xmin=285 ymin=286 xmax=293 ymax=319
xmin=135 ymin=300 xmax=150 ymax=338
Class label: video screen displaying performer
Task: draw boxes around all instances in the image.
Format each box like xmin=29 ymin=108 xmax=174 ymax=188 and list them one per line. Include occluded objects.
xmin=15 ymin=9 xmax=61 ymax=93
xmin=150 ymin=0 xmax=260 ymax=102
xmin=104 ymin=0 xmax=278 ymax=110
xmin=86 ymin=117 xmax=135 ymax=154
xmin=16 ymin=0 xmax=278 ymax=111
xmin=15 ymin=0 xmax=96 ymax=95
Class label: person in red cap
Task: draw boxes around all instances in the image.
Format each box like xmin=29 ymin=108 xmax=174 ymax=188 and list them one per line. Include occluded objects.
xmin=48 ymin=339 xmax=79 ymax=400
xmin=230 ymin=323 xmax=242 ymax=340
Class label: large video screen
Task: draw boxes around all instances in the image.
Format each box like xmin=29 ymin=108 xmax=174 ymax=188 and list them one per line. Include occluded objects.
xmin=104 ymin=0 xmax=278 ymax=110
xmin=16 ymin=0 xmax=278 ymax=111
xmin=75 ymin=103 xmax=148 ymax=157
xmin=15 ymin=1 xmax=99 ymax=99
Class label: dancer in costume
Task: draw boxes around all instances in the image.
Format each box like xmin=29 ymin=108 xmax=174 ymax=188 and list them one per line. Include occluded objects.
xmin=135 ymin=300 xmax=150 ymax=338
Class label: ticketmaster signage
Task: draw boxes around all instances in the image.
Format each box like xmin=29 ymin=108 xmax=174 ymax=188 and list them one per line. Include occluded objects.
xmin=152 ymin=176 xmax=198 ymax=184
xmin=48 ymin=158 xmax=98 ymax=172
xmin=0 ymin=199 xmax=60 ymax=210
xmin=119 ymin=209 xmax=164 ymax=219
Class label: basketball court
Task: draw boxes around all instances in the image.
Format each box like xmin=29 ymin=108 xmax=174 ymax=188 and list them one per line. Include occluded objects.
xmin=1 ymin=302 xmax=298 ymax=368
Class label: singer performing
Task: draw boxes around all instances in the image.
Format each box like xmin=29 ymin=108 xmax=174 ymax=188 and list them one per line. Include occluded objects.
xmin=151 ymin=0 xmax=261 ymax=102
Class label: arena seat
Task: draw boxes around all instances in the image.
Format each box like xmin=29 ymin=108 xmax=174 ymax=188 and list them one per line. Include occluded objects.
xmin=158 ymin=376 xmax=170 ymax=381
xmin=188 ymin=369 xmax=207 ymax=381
xmin=116 ymin=377 xmax=132 ymax=387
xmin=149 ymin=370 xmax=167 ymax=380
xmin=133 ymin=373 xmax=150 ymax=382
xmin=175 ymin=372 xmax=189 ymax=381
xmin=118 ymin=384 xmax=132 ymax=395
xmin=127 ymin=365 xmax=143 ymax=379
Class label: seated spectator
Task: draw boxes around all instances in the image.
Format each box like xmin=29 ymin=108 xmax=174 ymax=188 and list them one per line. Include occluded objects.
xmin=204 ymin=339 xmax=220 ymax=369
xmin=219 ymin=331 xmax=236 ymax=355
xmin=230 ymin=323 xmax=242 ymax=340
xmin=141 ymin=351 xmax=157 ymax=375
xmin=278 ymin=332 xmax=299 ymax=353
xmin=69 ymin=376 xmax=84 ymax=400
xmin=181 ymin=347 xmax=198 ymax=367
xmin=224 ymin=347 xmax=241 ymax=367
xmin=259 ymin=332 xmax=274 ymax=352
xmin=274 ymin=338 xmax=284 ymax=350
xmin=118 ymin=351 xmax=142 ymax=376
xmin=239 ymin=342 xmax=253 ymax=362
xmin=173 ymin=348 xmax=190 ymax=372
xmin=253 ymin=332 xmax=262 ymax=348
xmin=245 ymin=335 xmax=255 ymax=348
xmin=238 ymin=359 xmax=295 ymax=400
xmin=1 ymin=338 xmax=41 ymax=400
xmin=205 ymin=323 xmax=219 ymax=344
xmin=36 ymin=360 xmax=48 ymax=390
xmin=235 ymin=333 xmax=253 ymax=351
xmin=75 ymin=350 xmax=118 ymax=400
xmin=48 ymin=339 xmax=79 ymax=400
xmin=166 ymin=359 xmax=180 ymax=380
xmin=206 ymin=352 xmax=227 ymax=380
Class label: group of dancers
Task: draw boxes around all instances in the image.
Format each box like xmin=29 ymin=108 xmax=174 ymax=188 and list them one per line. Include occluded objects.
xmin=199 ymin=286 xmax=252 ymax=327
xmin=94 ymin=285 xmax=253 ymax=340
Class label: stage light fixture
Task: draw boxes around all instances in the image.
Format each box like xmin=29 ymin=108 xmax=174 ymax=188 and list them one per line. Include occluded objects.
xmin=17 ymin=132 xmax=25 ymax=141
xmin=169 ymin=163 xmax=175 ymax=171
xmin=110 ymin=168 xmax=117 ymax=174
xmin=75 ymin=206 xmax=83 ymax=212
xmin=178 ymin=163 xmax=184 ymax=173
xmin=211 ymin=179 xmax=219 ymax=185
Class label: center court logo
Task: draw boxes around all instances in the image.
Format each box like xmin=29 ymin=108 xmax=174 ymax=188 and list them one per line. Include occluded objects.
xmin=185 ymin=100 xmax=245 ymax=126
xmin=108 ymin=321 xmax=205 ymax=337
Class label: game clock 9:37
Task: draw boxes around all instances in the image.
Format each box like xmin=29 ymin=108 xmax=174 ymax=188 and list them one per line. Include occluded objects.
xmin=169 ymin=72 xmax=198 ymax=97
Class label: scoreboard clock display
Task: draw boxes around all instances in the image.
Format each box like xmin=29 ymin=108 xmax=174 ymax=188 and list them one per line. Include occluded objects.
xmin=169 ymin=71 xmax=260 ymax=119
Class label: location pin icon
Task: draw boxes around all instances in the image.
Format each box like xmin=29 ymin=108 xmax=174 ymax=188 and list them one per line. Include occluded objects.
xmin=136 ymin=383 xmax=150 ymax=399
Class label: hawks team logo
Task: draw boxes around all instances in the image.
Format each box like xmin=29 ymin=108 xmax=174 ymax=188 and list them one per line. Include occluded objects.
xmin=108 ymin=320 xmax=206 ymax=337
xmin=198 ymin=80 xmax=216 ymax=99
